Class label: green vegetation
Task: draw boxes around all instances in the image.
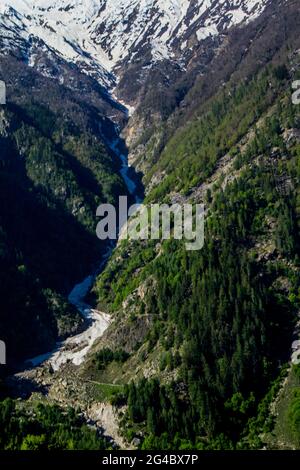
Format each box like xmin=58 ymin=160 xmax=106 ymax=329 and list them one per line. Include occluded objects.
xmin=95 ymin=63 xmax=300 ymax=449
xmin=0 ymin=399 xmax=112 ymax=450
xmin=267 ymin=365 xmax=300 ymax=449
xmin=93 ymin=348 xmax=130 ymax=370
xmin=1 ymin=6 xmax=300 ymax=452
xmin=92 ymin=383 xmax=124 ymax=403
xmin=288 ymin=366 xmax=300 ymax=446
xmin=145 ymin=67 xmax=288 ymax=199
xmin=119 ymin=371 xmax=288 ymax=450
xmin=0 ymin=96 xmax=126 ymax=362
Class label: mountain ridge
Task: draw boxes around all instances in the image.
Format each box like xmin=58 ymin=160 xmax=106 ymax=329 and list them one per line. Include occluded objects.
xmin=0 ymin=0 xmax=271 ymax=88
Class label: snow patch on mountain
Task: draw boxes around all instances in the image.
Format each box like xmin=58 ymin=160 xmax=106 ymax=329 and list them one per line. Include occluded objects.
xmin=0 ymin=0 xmax=271 ymax=86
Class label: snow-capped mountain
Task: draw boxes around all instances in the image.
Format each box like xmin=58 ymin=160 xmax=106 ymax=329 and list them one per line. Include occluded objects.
xmin=91 ymin=0 xmax=271 ymax=65
xmin=0 ymin=0 xmax=271 ymax=88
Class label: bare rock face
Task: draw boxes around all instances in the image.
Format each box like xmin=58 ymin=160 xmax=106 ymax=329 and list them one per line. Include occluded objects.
xmin=0 ymin=109 xmax=9 ymax=136
xmin=0 ymin=80 xmax=6 ymax=104
xmin=0 ymin=1 xmax=277 ymax=171
xmin=283 ymin=128 xmax=300 ymax=147
xmin=88 ymin=402 xmax=129 ymax=449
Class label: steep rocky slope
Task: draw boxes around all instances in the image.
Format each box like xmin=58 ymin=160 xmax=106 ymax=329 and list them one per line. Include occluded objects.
xmin=85 ymin=0 xmax=300 ymax=449
xmin=0 ymin=52 xmax=129 ymax=364
xmin=0 ymin=0 xmax=281 ymax=366
xmin=0 ymin=0 xmax=271 ymax=75
xmin=1 ymin=0 xmax=300 ymax=452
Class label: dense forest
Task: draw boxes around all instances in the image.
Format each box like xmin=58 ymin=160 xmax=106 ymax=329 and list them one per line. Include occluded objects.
xmin=0 ymin=398 xmax=112 ymax=450
xmin=0 ymin=83 xmax=127 ymax=362
xmin=0 ymin=0 xmax=300 ymax=453
xmin=93 ymin=62 xmax=300 ymax=449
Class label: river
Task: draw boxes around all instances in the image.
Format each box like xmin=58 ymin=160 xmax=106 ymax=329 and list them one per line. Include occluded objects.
xmin=25 ymin=110 xmax=140 ymax=372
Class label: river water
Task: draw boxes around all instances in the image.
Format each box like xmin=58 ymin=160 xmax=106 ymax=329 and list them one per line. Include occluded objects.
xmin=26 ymin=117 xmax=140 ymax=371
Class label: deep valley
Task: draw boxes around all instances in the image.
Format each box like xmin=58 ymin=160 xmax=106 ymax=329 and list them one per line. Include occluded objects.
xmin=0 ymin=0 xmax=300 ymax=453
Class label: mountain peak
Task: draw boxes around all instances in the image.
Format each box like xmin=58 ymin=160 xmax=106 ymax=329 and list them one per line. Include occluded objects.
xmin=0 ymin=0 xmax=272 ymax=86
